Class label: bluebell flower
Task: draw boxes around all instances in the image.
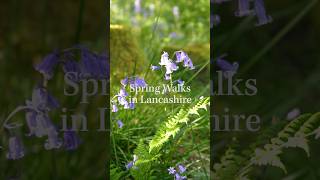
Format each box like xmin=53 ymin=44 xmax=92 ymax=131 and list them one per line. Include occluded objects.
xmin=168 ymin=167 xmax=176 ymax=175
xmin=117 ymin=120 xmax=124 ymax=128
xmin=178 ymin=164 xmax=186 ymax=173
xmin=118 ymin=88 xmax=128 ymax=97
xmin=126 ymin=155 xmax=138 ymax=170
xmin=151 ymin=65 xmax=161 ymax=71
xmin=173 ymin=6 xmax=179 ymax=18
xmin=177 ymin=79 xmax=184 ymax=85
xmin=216 ymin=55 xmax=239 ymax=77
xmin=44 ymin=126 xmax=62 ymax=150
xmin=97 ymin=54 xmax=109 ymax=79
xmin=63 ymin=130 xmax=81 ymax=151
xmin=129 ymin=102 xmax=135 ymax=109
xmin=254 ymin=0 xmax=272 ymax=26
xmin=175 ymin=51 xmax=195 ymax=70
xmin=164 ymin=73 xmax=171 ymax=80
xmin=130 ymin=77 xmax=147 ymax=88
xmin=123 ymin=102 xmax=130 ymax=109
xmin=211 ymin=14 xmax=221 ymax=27
xmin=126 ymin=161 xmax=134 ymax=170
xmin=175 ymin=173 xmax=187 ymax=180
xmin=175 ymin=51 xmax=188 ymax=63
xmin=235 ymin=0 xmax=252 ymax=17
xmin=118 ymin=96 xmax=128 ymax=106
xmin=6 ymin=136 xmax=25 ymax=160
xmin=63 ymin=60 xmax=81 ymax=81
xmin=80 ymin=48 xmax=101 ymax=77
xmin=112 ymin=104 xmax=118 ymax=113
xmin=134 ymin=0 xmax=141 ymax=13
xmin=159 ymin=52 xmax=171 ymax=66
xmin=63 ymin=60 xmax=80 ymax=74
xmin=27 ymin=87 xmax=59 ymax=111
xmin=121 ymin=77 xmax=129 ymax=86
xmin=165 ymin=62 xmax=179 ymax=74
xmin=47 ymin=91 xmax=60 ymax=110
xmin=183 ymin=58 xmax=195 ymax=70
xmin=35 ymin=51 xmax=60 ymax=80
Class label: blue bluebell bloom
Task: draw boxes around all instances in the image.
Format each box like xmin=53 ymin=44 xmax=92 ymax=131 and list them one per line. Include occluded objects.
xmin=63 ymin=130 xmax=81 ymax=151
xmin=35 ymin=51 xmax=60 ymax=80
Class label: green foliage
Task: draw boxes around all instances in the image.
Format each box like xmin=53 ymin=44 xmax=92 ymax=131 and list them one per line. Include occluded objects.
xmin=213 ymin=112 xmax=320 ymax=179
xmin=130 ymin=97 xmax=209 ymax=179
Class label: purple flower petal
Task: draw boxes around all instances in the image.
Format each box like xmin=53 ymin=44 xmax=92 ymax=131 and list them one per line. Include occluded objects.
xmin=63 ymin=130 xmax=81 ymax=151
xmin=112 ymin=104 xmax=118 ymax=113
xmin=168 ymin=167 xmax=176 ymax=175
xmin=35 ymin=51 xmax=60 ymax=80
xmin=44 ymin=126 xmax=62 ymax=150
xmin=254 ymin=0 xmax=272 ymax=26
xmin=235 ymin=0 xmax=253 ymax=17
xmin=6 ymin=136 xmax=24 ymax=160
xmin=117 ymin=120 xmax=124 ymax=128
xmin=151 ymin=65 xmax=161 ymax=71
xmin=178 ymin=164 xmax=186 ymax=173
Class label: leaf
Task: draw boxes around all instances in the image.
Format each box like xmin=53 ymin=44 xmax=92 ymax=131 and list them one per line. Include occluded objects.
xmin=283 ymin=136 xmax=309 ymax=156
xmin=252 ymin=148 xmax=287 ymax=173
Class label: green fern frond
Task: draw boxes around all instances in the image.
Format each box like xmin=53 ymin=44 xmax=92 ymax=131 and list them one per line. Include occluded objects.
xmin=149 ymin=97 xmax=209 ymax=153
xmin=131 ymin=97 xmax=209 ymax=179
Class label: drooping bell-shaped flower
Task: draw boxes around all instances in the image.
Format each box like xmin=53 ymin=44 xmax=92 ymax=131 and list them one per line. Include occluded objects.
xmin=44 ymin=126 xmax=62 ymax=150
xmin=150 ymin=65 xmax=161 ymax=71
xmin=183 ymin=58 xmax=195 ymax=70
xmin=126 ymin=155 xmax=138 ymax=170
xmin=235 ymin=0 xmax=252 ymax=17
xmin=117 ymin=120 xmax=124 ymax=128
xmin=35 ymin=51 xmax=60 ymax=80
xmin=254 ymin=0 xmax=272 ymax=26
xmin=80 ymin=48 xmax=100 ymax=77
xmin=159 ymin=52 xmax=171 ymax=66
xmin=6 ymin=136 xmax=25 ymax=160
xmin=121 ymin=77 xmax=129 ymax=86
xmin=63 ymin=130 xmax=81 ymax=151
xmin=172 ymin=6 xmax=179 ymax=18
xmin=164 ymin=73 xmax=171 ymax=80
xmin=216 ymin=55 xmax=239 ymax=77
xmin=168 ymin=167 xmax=176 ymax=175
xmin=112 ymin=104 xmax=118 ymax=113
xmin=175 ymin=51 xmax=188 ymax=63
xmin=130 ymin=77 xmax=147 ymax=88
xmin=178 ymin=164 xmax=187 ymax=173
xmin=129 ymin=102 xmax=135 ymax=109
xmin=165 ymin=62 xmax=179 ymax=74
xmin=118 ymin=88 xmax=128 ymax=97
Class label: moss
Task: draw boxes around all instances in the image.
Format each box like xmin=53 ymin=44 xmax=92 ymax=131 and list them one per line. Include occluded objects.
xmin=110 ymin=25 xmax=146 ymax=81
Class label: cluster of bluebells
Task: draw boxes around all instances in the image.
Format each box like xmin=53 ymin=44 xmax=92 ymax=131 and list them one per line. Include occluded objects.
xmin=151 ymin=51 xmax=195 ymax=83
xmin=168 ymin=164 xmax=187 ymax=180
xmin=111 ymin=76 xmax=147 ymax=128
xmin=211 ymin=0 xmax=272 ymax=27
xmin=35 ymin=45 xmax=109 ymax=81
xmin=3 ymin=45 xmax=107 ymax=160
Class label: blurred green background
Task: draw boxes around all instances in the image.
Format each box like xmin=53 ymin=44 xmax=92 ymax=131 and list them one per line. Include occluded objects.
xmin=0 ymin=0 xmax=107 ymax=179
xmin=213 ymin=0 xmax=320 ymax=179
